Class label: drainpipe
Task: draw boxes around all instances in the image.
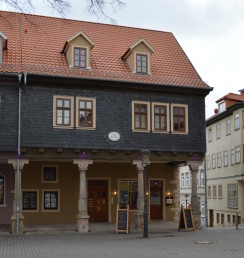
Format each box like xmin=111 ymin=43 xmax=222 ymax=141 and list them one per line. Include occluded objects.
xmin=204 ymin=157 xmax=208 ymax=227
xmin=16 ymin=72 xmax=27 ymax=234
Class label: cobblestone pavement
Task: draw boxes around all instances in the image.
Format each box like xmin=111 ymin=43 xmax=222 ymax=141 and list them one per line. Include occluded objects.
xmin=0 ymin=228 xmax=244 ymax=258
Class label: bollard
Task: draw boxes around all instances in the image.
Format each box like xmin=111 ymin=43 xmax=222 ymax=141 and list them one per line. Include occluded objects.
xmin=236 ymin=213 xmax=238 ymax=230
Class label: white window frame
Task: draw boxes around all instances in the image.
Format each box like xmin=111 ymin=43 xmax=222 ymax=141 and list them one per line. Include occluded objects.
xmin=234 ymin=112 xmax=240 ymax=130
xmin=208 ymin=128 xmax=212 ymax=142
xmin=212 ymin=154 xmax=216 ymax=169
xmin=216 ymin=123 xmax=221 ymax=139
xmin=218 ymin=185 xmax=223 ymax=199
xmin=226 ymin=118 xmax=231 ymax=135
xmin=223 ymin=151 xmax=228 ymax=167
xmin=218 ymin=101 xmax=225 ymax=113
xmin=217 ymin=152 xmax=222 ymax=168
xmin=207 ymin=185 xmax=211 ymax=199
xmin=207 ymin=155 xmax=211 ymax=170
xmin=231 ymin=149 xmax=235 ymax=165
xmin=235 ymin=146 xmax=241 ymax=164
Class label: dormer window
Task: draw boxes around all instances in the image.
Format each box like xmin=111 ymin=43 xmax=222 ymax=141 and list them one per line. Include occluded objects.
xmin=136 ymin=54 xmax=147 ymax=74
xmin=218 ymin=101 xmax=226 ymax=113
xmin=122 ymin=38 xmax=154 ymax=75
xmin=62 ymin=31 xmax=94 ymax=69
xmin=74 ymin=47 xmax=86 ymax=68
xmin=0 ymin=31 xmax=8 ymax=64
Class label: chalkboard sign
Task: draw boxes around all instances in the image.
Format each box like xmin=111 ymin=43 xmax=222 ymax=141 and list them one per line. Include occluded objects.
xmin=178 ymin=204 xmax=195 ymax=231
xmin=116 ymin=205 xmax=129 ymax=234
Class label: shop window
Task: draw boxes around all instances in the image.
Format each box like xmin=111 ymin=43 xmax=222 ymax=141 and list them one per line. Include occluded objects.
xmin=119 ymin=180 xmax=138 ymax=209
xmin=42 ymin=190 xmax=60 ymax=212
xmin=22 ymin=190 xmax=38 ymax=211
xmin=76 ymin=97 xmax=96 ymax=130
xmin=42 ymin=166 xmax=58 ymax=183
xmin=0 ymin=174 xmax=4 ymax=205
xmin=228 ymin=184 xmax=238 ymax=209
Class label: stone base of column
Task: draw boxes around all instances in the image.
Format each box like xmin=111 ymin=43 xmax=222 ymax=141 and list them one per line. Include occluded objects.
xmin=76 ymin=213 xmax=90 ymax=232
xmin=135 ymin=212 xmax=144 ymax=230
xmin=192 ymin=210 xmax=202 ymax=229
xmin=11 ymin=213 xmax=24 ymax=234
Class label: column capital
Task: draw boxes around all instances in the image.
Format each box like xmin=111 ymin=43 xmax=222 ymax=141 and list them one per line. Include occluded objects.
xmin=73 ymin=159 xmax=93 ymax=171
xmin=187 ymin=160 xmax=202 ymax=172
xmin=132 ymin=160 xmax=150 ymax=171
xmin=8 ymin=159 xmax=29 ymax=171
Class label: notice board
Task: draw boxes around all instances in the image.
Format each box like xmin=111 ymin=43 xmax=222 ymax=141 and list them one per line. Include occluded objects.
xmin=116 ymin=205 xmax=129 ymax=234
xmin=178 ymin=204 xmax=195 ymax=231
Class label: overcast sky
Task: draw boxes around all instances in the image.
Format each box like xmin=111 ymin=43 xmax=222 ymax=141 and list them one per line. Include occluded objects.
xmin=2 ymin=0 xmax=244 ymax=118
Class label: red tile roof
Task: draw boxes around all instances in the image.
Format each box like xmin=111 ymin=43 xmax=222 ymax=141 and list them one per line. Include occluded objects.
xmin=0 ymin=11 xmax=210 ymax=88
xmin=216 ymin=93 xmax=244 ymax=103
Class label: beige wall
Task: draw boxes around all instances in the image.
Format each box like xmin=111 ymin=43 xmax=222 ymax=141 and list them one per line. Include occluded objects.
xmin=22 ymin=161 xmax=177 ymax=225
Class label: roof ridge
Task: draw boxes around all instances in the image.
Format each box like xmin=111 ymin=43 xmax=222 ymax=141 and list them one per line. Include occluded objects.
xmin=0 ymin=10 xmax=172 ymax=35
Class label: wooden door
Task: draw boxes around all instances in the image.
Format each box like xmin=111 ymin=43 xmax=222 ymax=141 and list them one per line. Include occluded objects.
xmin=88 ymin=180 xmax=108 ymax=222
xmin=150 ymin=180 xmax=163 ymax=220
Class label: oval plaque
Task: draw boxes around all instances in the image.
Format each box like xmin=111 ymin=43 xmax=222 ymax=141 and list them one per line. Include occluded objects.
xmin=108 ymin=131 xmax=120 ymax=142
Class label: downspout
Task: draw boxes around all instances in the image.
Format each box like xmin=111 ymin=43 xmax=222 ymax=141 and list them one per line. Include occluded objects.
xmin=204 ymin=157 xmax=208 ymax=227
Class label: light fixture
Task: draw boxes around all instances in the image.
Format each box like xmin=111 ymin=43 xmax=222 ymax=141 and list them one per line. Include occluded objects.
xmin=112 ymin=188 xmax=117 ymax=196
xmin=166 ymin=191 xmax=171 ymax=196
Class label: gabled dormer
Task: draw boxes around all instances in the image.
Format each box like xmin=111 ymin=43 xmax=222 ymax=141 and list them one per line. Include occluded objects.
xmin=0 ymin=31 xmax=8 ymax=64
xmin=62 ymin=31 xmax=94 ymax=69
xmin=122 ymin=38 xmax=154 ymax=75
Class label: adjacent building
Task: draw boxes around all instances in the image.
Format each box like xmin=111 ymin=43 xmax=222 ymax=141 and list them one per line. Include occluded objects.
xmin=206 ymin=90 xmax=244 ymax=227
xmin=0 ymin=11 xmax=211 ymax=233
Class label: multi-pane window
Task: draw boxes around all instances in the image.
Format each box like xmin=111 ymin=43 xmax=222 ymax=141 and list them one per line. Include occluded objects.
xmin=43 ymin=191 xmax=59 ymax=210
xmin=231 ymin=149 xmax=235 ymax=165
xmin=43 ymin=166 xmax=57 ymax=183
xmin=181 ymin=174 xmax=185 ymax=188
xmin=74 ymin=47 xmax=86 ymax=68
xmin=23 ymin=191 xmax=37 ymax=210
xmin=0 ymin=175 xmax=4 ymax=205
xmin=136 ymin=54 xmax=147 ymax=74
xmin=201 ymin=202 xmax=205 ymax=218
xmin=217 ymin=152 xmax=222 ymax=168
xmin=56 ymin=98 xmax=71 ymax=126
xmin=119 ymin=180 xmax=138 ymax=209
xmin=226 ymin=118 xmax=231 ymax=135
xmin=216 ymin=123 xmax=221 ymax=139
xmin=212 ymin=154 xmax=216 ymax=169
xmin=78 ymin=99 xmax=93 ymax=127
xmin=207 ymin=155 xmax=211 ymax=170
xmin=218 ymin=185 xmax=223 ymax=199
xmin=223 ymin=151 xmax=228 ymax=166
xmin=218 ymin=101 xmax=226 ymax=113
xmin=200 ymin=170 xmax=204 ymax=187
xmin=235 ymin=146 xmax=241 ymax=163
xmin=185 ymin=173 xmax=189 ymax=188
xmin=228 ymin=184 xmax=238 ymax=208
xmin=208 ymin=128 xmax=212 ymax=142
xmin=153 ymin=104 xmax=167 ymax=131
xmin=234 ymin=113 xmax=240 ymax=130
xmin=133 ymin=103 xmax=149 ymax=130
xmin=172 ymin=106 xmax=186 ymax=132
xmin=207 ymin=185 xmax=211 ymax=199
xmin=213 ymin=185 xmax=217 ymax=199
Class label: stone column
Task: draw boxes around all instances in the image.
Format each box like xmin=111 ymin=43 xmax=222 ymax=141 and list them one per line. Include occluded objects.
xmin=8 ymin=159 xmax=29 ymax=234
xmin=73 ymin=159 xmax=93 ymax=233
xmin=187 ymin=160 xmax=202 ymax=229
xmin=133 ymin=160 xmax=144 ymax=230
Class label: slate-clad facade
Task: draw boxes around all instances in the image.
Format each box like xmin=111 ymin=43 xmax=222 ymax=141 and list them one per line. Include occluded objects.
xmin=0 ymin=11 xmax=212 ymax=233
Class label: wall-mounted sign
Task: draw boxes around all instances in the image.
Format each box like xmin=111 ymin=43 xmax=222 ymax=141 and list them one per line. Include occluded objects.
xmin=108 ymin=131 xmax=120 ymax=142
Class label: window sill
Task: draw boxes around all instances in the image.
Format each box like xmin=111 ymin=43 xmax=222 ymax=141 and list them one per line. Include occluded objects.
xmin=76 ymin=127 xmax=96 ymax=131
xmin=171 ymin=131 xmax=188 ymax=135
xmin=42 ymin=209 xmax=60 ymax=213
xmin=42 ymin=180 xmax=58 ymax=184
xmin=152 ymin=130 xmax=170 ymax=134
xmin=53 ymin=125 xmax=74 ymax=130
xmin=132 ymin=129 xmax=150 ymax=133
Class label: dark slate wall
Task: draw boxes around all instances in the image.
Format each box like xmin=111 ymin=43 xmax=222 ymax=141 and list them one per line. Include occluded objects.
xmin=20 ymin=84 xmax=206 ymax=152
xmin=0 ymin=86 xmax=18 ymax=152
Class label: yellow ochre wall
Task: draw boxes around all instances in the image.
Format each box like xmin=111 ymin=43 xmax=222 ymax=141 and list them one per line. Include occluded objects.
xmin=22 ymin=161 xmax=177 ymax=225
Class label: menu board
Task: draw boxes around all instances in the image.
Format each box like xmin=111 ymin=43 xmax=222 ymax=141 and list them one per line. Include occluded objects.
xmin=178 ymin=204 xmax=195 ymax=231
xmin=116 ymin=205 xmax=129 ymax=234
